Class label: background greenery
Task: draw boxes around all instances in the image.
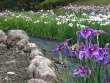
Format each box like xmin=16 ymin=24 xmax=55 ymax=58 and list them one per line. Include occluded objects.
xmin=0 ymin=0 xmax=110 ymax=10
xmin=0 ymin=11 xmax=110 ymax=47
xmin=0 ymin=0 xmax=110 ymax=45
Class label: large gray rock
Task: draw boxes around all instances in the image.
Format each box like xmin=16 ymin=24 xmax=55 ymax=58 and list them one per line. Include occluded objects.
xmin=34 ymin=65 xmax=56 ymax=81
xmin=0 ymin=30 xmax=7 ymax=43
xmin=28 ymin=54 xmax=56 ymax=82
xmin=16 ymin=39 xmax=29 ymax=49
xmin=26 ymin=36 xmax=56 ymax=83
xmin=28 ymin=56 xmax=53 ymax=78
xmin=28 ymin=63 xmax=56 ymax=82
xmin=27 ymin=43 xmax=38 ymax=50
xmin=7 ymin=30 xmax=29 ymax=45
xmin=30 ymin=48 xmax=43 ymax=59
xmin=7 ymin=30 xmax=29 ymax=40
xmin=28 ymin=63 xmax=36 ymax=78
xmin=30 ymin=55 xmax=52 ymax=66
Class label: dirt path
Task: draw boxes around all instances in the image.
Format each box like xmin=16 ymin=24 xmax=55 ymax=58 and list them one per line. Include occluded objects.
xmin=0 ymin=44 xmax=30 ymax=83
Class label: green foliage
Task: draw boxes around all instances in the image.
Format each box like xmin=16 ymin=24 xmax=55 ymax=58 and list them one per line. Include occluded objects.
xmin=0 ymin=11 xmax=110 ymax=43
xmin=1 ymin=0 xmax=110 ymax=10
xmin=0 ymin=0 xmax=31 ymax=10
xmin=39 ymin=0 xmax=66 ymax=9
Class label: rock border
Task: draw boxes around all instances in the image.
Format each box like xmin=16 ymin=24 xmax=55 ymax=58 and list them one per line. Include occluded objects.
xmin=0 ymin=29 xmax=56 ymax=83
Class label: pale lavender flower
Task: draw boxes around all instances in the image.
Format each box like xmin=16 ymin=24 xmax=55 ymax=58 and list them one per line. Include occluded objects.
xmin=77 ymin=27 xmax=95 ymax=40
xmin=103 ymin=72 xmax=110 ymax=83
xmin=103 ymin=56 xmax=110 ymax=65
xmin=94 ymin=48 xmax=105 ymax=62
xmin=72 ymin=65 xmax=91 ymax=77
xmin=78 ymin=43 xmax=87 ymax=60
xmin=53 ymin=39 xmax=71 ymax=53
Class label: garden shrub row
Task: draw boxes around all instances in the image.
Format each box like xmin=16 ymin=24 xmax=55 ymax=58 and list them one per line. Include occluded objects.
xmin=0 ymin=0 xmax=76 ymax=10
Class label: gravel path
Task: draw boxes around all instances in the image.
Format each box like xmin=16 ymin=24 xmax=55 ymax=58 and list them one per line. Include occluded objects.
xmin=0 ymin=44 xmax=30 ymax=83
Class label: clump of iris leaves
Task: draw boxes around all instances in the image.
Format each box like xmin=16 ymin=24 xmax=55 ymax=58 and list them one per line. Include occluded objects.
xmin=53 ymin=27 xmax=110 ymax=83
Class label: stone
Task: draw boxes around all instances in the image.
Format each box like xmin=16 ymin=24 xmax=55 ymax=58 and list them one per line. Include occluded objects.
xmin=27 ymin=43 xmax=38 ymax=50
xmin=0 ymin=30 xmax=7 ymax=43
xmin=27 ymin=63 xmax=36 ymax=78
xmin=5 ymin=59 xmax=16 ymax=64
xmin=7 ymin=72 xmax=15 ymax=75
xmin=28 ymin=56 xmax=56 ymax=81
xmin=16 ymin=39 xmax=29 ymax=49
xmin=7 ymin=30 xmax=29 ymax=45
xmin=27 ymin=78 xmax=51 ymax=83
xmin=28 ymin=56 xmax=53 ymax=78
xmin=30 ymin=48 xmax=43 ymax=59
xmin=34 ymin=65 xmax=56 ymax=82
xmin=30 ymin=55 xmax=52 ymax=67
xmin=28 ymin=43 xmax=37 ymax=48
xmin=0 ymin=43 xmax=7 ymax=49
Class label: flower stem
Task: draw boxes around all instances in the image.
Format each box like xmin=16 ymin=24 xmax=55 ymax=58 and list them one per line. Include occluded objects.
xmin=97 ymin=35 xmax=99 ymax=46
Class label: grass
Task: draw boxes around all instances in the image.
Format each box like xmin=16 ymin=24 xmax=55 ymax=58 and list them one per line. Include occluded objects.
xmin=0 ymin=11 xmax=76 ymax=41
xmin=0 ymin=10 xmax=110 ymax=46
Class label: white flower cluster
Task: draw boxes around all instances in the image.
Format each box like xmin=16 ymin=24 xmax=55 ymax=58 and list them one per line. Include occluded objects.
xmin=0 ymin=10 xmax=110 ymax=28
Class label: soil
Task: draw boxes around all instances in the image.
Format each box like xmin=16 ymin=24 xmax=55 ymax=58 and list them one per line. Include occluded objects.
xmin=0 ymin=43 xmax=30 ymax=83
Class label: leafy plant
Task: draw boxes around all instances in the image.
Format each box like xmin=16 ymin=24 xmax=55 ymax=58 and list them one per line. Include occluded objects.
xmin=53 ymin=27 xmax=110 ymax=83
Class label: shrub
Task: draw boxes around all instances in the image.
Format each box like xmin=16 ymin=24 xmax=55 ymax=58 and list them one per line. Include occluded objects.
xmin=0 ymin=0 xmax=77 ymax=10
xmin=53 ymin=28 xmax=110 ymax=83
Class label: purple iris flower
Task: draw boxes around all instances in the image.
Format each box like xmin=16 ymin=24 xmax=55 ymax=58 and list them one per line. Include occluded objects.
xmin=103 ymin=72 xmax=110 ymax=83
xmin=76 ymin=28 xmax=108 ymax=41
xmin=94 ymin=30 xmax=108 ymax=36
xmin=78 ymin=43 xmax=87 ymax=60
xmin=63 ymin=48 xmax=70 ymax=56
xmin=79 ymin=51 xmax=87 ymax=60
xmin=76 ymin=43 xmax=105 ymax=61
xmin=78 ymin=43 xmax=99 ymax=60
xmin=63 ymin=39 xmax=71 ymax=46
xmin=94 ymin=48 xmax=105 ymax=62
xmin=93 ymin=46 xmax=110 ymax=64
xmin=86 ymin=44 xmax=99 ymax=59
xmin=77 ymin=28 xmax=95 ymax=40
xmin=71 ymin=43 xmax=80 ymax=57
xmin=76 ymin=31 xmax=81 ymax=41
xmin=53 ymin=39 xmax=71 ymax=52
xmin=72 ymin=65 xmax=91 ymax=77
xmin=53 ymin=43 xmax=65 ymax=52
xmin=79 ymin=43 xmax=86 ymax=51
xmin=103 ymin=56 xmax=110 ymax=65
xmin=53 ymin=39 xmax=74 ymax=57
xmin=75 ymin=43 xmax=99 ymax=60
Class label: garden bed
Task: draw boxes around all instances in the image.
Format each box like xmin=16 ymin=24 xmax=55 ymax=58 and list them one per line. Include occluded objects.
xmin=0 ymin=10 xmax=110 ymax=43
